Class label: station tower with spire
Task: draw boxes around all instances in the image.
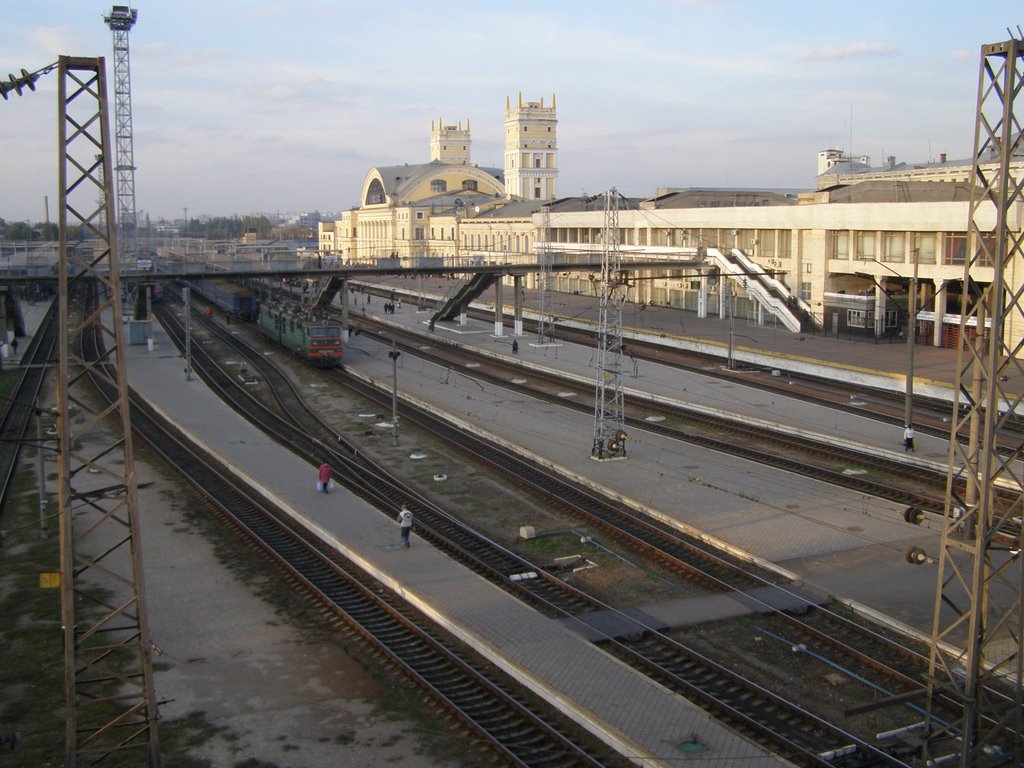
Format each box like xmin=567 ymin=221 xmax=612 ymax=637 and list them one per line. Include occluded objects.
xmin=504 ymin=93 xmax=558 ymax=200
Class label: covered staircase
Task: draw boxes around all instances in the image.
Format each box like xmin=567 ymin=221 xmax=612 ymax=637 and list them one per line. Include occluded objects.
xmin=428 ymin=272 xmax=496 ymax=330
xmin=707 ymin=247 xmax=812 ymax=332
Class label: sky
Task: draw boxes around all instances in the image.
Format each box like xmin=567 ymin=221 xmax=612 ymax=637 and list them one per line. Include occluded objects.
xmin=1 ymin=1 xmax=1021 ymax=224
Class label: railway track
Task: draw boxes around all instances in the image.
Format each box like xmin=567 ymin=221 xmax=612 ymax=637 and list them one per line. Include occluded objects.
xmin=362 ymin=286 xmax=1000 ymax=446
xmin=151 ymin=291 xmax=962 ymax=766
xmin=348 ymin=314 xmax=1024 ymax=538
xmin=81 ymin=292 xmax=629 ymax=768
xmin=0 ymin=302 xmax=57 ymax=522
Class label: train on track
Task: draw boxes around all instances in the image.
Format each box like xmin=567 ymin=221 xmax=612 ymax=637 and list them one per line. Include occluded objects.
xmin=257 ymin=303 xmax=343 ymax=367
xmin=181 ymin=279 xmax=258 ymax=320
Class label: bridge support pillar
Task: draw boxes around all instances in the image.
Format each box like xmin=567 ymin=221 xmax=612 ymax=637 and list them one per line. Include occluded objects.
xmin=513 ymin=275 xmax=523 ymax=335
xmin=339 ymin=278 xmax=350 ymax=341
xmin=932 ymin=280 xmax=947 ymax=348
xmin=493 ymin=276 xmax=504 ymax=336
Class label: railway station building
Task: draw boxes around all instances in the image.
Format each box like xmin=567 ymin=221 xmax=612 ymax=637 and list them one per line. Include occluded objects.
xmin=319 ymin=95 xmax=1024 ymax=351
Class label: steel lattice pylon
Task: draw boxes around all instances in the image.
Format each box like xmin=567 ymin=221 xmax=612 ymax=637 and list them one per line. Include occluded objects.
xmin=104 ymin=5 xmax=139 ymax=261
xmin=57 ymin=56 xmax=160 ymax=767
xmin=591 ymin=189 xmax=629 ymax=459
xmin=924 ymin=38 xmax=1024 ymax=768
xmin=535 ymin=202 xmax=558 ymax=346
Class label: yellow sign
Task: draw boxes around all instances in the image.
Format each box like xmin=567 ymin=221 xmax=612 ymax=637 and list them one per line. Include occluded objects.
xmin=39 ymin=572 xmax=61 ymax=589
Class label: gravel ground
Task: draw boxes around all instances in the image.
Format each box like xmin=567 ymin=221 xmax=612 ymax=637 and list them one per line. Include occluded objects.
xmin=1 ymin=370 xmax=473 ymax=768
xmin=137 ymin=454 xmax=472 ymax=768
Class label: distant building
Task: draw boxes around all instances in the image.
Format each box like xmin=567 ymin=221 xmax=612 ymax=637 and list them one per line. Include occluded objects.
xmin=319 ymin=93 xmax=559 ymax=264
xmin=504 ymin=93 xmax=558 ymax=201
xmin=320 ymin=96 xmax=1024 ymax=351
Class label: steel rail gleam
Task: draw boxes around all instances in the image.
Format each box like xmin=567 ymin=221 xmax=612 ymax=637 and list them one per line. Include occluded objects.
xmin=84 ymin=291 xmax=628 ymax=768
xmin=154 ymin=291 xmax=929 ymax=767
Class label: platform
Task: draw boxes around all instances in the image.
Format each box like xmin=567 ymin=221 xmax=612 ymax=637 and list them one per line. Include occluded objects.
xmin=341 ymin=304 xmax=945 ymax=638
xmin=123 ymin=322 xmax=790 ymax=768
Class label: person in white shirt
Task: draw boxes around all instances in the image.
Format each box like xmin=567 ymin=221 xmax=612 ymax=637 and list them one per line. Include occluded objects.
xmin=397 ymin=504 xmax=414 ymax=548
xmin=903 ymin=425 xmax=916 ymax=453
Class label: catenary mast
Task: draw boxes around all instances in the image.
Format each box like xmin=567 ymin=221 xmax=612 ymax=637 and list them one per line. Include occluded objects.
xmin=923 ymin=35 xmax=1024 ymax=768
xmin=103 ymin=5 xmax=139 ymax=261
xmin=591 ymin=189 xmax=629 ymax=460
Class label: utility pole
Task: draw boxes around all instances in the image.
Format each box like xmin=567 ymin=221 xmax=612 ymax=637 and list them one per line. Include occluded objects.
xmin=904 ymin=249 xmax=919 ymax=429
xmin=389 ymin=340 xmax=400 ymax=446
xmin=536 ymin=202 xmax=556 ymax=346
xmin=184 ymin=286 xmax=193 ymax=380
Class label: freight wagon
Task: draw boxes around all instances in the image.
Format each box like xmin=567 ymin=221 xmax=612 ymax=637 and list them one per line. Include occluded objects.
xmin=181 ymin=279 xmax=258 ymax=320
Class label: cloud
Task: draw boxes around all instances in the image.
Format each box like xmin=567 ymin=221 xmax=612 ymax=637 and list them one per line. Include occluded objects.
xmin=27 ymin=25 xmax=82 ymax=59
xmin=801 ymin=42 xmax=898 ymax=61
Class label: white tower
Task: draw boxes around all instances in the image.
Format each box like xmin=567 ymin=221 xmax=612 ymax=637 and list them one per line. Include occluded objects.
xmin=504 ymin=93 xmax=558 ymax=200
xmin=430 ymin=118 xmax=471 ymax=164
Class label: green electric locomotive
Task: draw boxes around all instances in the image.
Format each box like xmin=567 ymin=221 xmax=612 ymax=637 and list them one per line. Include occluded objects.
xmin=257 ymin=304 xmax=342 ymax=367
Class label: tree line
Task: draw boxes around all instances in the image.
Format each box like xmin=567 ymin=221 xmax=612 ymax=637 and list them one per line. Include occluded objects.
xmin=1 ymin=215 xmax=276 ymax=241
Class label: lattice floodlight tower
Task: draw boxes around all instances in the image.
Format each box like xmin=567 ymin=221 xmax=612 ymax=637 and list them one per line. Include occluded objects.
xmin=56 ymin=56 xmax=160 ymax=767
xmin=591 ymin=189 xmax=629 ymax=460
xmin=103 ymin=5 xmax=139 ymax=262
xmin=923 ymin=37 xmax=1024 ymax=768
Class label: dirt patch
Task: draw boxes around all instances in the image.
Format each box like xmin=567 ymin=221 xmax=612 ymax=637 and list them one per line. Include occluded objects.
xmin=0 ymin=373 xmax=474 ymax=768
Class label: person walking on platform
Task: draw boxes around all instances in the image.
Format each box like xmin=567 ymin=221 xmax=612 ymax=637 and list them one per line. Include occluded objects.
xmin=511 ymin=338 xmax=519 ymax=355
xmin=317 ymin=462 xmax=332 ymax=493
xmin=397 ymin=504 xmax=413 ymax=548
xmin=903 ymin=425 xmax=916 ymax=453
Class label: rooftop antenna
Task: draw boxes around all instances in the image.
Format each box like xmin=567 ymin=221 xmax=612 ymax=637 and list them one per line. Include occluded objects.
xmin=104 ymin=5 xmax=139 ymax=261
xmin=848 ymin=104 xmax=853 ymax=159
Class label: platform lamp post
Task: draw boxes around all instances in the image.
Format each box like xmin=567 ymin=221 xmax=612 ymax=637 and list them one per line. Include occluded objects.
xmin=389 ymin=340 xmax=400 ymax=446
xmin=862 ymin=251 xmax=919 ymax=427
xmin=904 ymin=249 xmax=920 ymax=429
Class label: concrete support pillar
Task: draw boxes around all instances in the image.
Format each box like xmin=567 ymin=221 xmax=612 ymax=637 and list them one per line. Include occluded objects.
xmin=339 ymin=278 xmax=350 ymax=341
xmin=493 ymin=276 xmax=504 ymax=336
xmin=933 ymin=279 xmax=948 ymax=347
xmin=874 ymin=278 xmax=888 ymax=337
xmin=513 ymin=275 xmax=523 ymax=335
xmin=697 ymin=272 xmax=707 ymax=319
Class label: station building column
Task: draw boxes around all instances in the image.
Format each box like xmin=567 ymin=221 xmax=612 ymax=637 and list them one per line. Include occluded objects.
xmin=493 ymin=276 xmax=504 ymax=337
xmin=513 ymin=275 xmax=523 ymax=336
xmin=697 ymin=272 xmax=708 ymax=319
xmin=932 ymin=279 xmax=948 ymax=348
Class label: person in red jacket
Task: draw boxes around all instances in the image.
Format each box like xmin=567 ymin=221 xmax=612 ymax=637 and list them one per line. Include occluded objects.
xmin=318 ymin=462 xmax=332 ymax=493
